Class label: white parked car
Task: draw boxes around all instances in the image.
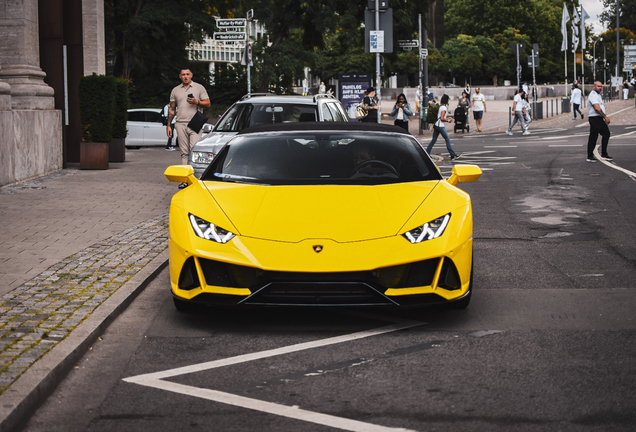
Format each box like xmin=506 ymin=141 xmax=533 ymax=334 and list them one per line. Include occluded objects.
xmin=188 ymin=94 xmax=350 ymax=177
xmin=126 ymin=108 xmax=213 ymax=148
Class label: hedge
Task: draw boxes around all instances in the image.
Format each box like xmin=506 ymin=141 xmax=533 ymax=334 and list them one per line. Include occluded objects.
xmin=79 ymin=74 xmax=117 ymax=143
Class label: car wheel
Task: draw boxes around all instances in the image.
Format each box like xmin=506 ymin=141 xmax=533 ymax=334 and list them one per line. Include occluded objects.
xmin=447 ymin=260 xmax=473 ymax=309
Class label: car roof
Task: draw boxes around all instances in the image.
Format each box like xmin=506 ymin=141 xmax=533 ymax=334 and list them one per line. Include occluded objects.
xmin=236 ymin=94 xmax=339 ymax=105
xmin=236 ymin=122 xmax=411 ymax=135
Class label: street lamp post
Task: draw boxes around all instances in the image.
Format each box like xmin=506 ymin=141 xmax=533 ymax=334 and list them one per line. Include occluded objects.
xmin=616 ymin=0 xmax=620 ymax=78
xmin=593 ymin=37 xmax=603 ymax=82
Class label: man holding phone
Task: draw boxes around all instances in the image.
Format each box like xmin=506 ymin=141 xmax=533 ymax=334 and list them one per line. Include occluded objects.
xmin=167 ymin=68 xmax=210 ymax=165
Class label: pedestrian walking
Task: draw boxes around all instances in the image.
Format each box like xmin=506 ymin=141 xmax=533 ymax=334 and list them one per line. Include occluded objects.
xmin=457 ymin=91 xmax=470 ymax=111
xmin=570 ymin=84 xmax=584 ymax=120
xmin=506 ymin=89 xmax=530 ymax=136
xmin=162 ymin=103 xmax=178 ymax=151
xmin=623 ymin=81 xmax=629 ymax=100
xmin=522 ymin=81 xmax=529 ymax=95
xmin=426 ymin=94 xmax=460 ymax=160
xmin=464 ymin=83 xmax=471 ymax=102
xmin=319 ymin=82 xmax=326 ymax=94
xmin=389 ymin=93 xmax=413 ymax=132
xmin=167 ymin=68 xmax=210 ymax=165
xmin=522 ymin=92 xmax=532 ymax=127
xmin=471 ymin=86 xmax=486 ymax=132
xmin=302 ymin=78 xmax=308 ymax=96
xmin=361 ymin=87 xmax=379 ymax=123
xmin=587 ymin=81 xmax=612 ymax=162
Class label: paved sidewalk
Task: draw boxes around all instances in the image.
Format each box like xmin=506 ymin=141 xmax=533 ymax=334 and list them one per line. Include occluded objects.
xmin=0 ymin=147 xmax=181 ymax=429
xmin=382 ymin=97 xmax=636 ymax=138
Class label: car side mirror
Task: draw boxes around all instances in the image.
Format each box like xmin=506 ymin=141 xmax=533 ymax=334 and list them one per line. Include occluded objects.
xmin=165 ymin=165 xmax=196 ymax=185
xmin=447 ymin=164 xmax=482 ymax=186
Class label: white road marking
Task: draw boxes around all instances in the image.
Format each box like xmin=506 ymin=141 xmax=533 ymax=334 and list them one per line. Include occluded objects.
xmin=124 ymin=321 xmax=424 ymax=432
xmin=484 ymin=145 xmax=517 ymax=148
xmin=133 ymin=380 xmax=417 ymax=432
xmin=576 ymin=105 xmax=636 ymax=127
xmin=593 ymin=146 xmax=636 ymax=180
xmin=548 ymin=144 xmax=583 ymax=147
xmin=611 ymin=131 xmax=636 ymax=138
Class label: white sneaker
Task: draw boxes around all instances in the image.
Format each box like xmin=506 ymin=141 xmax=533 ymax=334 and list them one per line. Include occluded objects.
xmin=506 ymin=131 xmax=513 ymax=136
xmin=523 ymin=131 xmax=530 ymax=135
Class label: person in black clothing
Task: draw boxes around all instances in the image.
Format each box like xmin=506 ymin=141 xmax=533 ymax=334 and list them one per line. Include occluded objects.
xmin=361 ymin=87 xmax=379 ymax=123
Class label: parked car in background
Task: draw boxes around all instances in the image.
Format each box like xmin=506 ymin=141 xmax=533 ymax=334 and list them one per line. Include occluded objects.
xmin=188 ymin=94 xmax=350 ymax=177
xmin=126 ymin=108 xmax=213 ymax=148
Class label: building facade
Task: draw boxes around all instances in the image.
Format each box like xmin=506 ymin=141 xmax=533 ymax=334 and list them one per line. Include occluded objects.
xmin=0 ymin=0 xmax=104 ymax=186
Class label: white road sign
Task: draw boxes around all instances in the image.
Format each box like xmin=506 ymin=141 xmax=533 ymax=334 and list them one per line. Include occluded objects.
xmin=213 ymin=32 xmax=247 ymax=41
xmin=216 ymin=19 xmax=247 ymax=28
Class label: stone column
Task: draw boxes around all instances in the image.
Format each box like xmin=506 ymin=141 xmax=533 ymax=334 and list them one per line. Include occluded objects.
xmin=0 ymin=68 xmax=11 ymax=111
xmin=0 ymin=0 xmax=55 ymax=109
xmin=82 ymin=0 xmax=105 ymax=75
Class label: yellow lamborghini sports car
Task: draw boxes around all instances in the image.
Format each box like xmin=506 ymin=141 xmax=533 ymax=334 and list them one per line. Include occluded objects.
xmin=164 ymin=123 xmax=481 ymax=311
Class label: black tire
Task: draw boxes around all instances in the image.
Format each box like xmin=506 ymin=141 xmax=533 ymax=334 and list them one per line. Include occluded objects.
xmin=447 ymin=261 xmax=473 ymax=309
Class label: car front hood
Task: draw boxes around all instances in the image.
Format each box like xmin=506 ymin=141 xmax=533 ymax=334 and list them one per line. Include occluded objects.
xmin=202 ymin=182 xmax=440 ymax=243
xmin=192 ymin=132 xmax=237 ymax=153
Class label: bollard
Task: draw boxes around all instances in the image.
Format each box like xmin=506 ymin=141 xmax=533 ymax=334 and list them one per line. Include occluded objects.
xmin=509 ymin=107 xmax=512 ymax=126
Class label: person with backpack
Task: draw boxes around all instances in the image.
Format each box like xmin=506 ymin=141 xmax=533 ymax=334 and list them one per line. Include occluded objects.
xmin=426 ymin=94 xmax=461 ymax=160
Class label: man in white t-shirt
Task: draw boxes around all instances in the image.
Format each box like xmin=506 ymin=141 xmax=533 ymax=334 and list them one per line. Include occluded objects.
xmin=506 ymin=89 xmax=529 ymax=136
xmin=471 ymin=87 xmax=487 ymax=132
xmin=586 ymin=81 xmax=612 ymax=162
xmin=570 ymin=85 xmax=583 ymax=120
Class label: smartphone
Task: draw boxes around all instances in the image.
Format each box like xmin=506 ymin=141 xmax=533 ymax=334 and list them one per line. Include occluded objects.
xmin=187 ymin=93 xmax=193 ymax=98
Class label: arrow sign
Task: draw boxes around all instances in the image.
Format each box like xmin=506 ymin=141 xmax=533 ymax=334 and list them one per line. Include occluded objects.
xmin=213 ymin=32 xmax=247 ymax=41
xmin=398 ymin=40 xmax=419 ymax=48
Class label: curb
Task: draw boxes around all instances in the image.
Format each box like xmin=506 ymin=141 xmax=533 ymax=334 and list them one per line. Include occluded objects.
xmin=0 ymin=249 xmax=169 ymax=432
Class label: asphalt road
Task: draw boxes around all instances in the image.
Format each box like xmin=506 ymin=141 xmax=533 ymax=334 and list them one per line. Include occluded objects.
xmin=21 ymin=126 xmax=636 ymax=432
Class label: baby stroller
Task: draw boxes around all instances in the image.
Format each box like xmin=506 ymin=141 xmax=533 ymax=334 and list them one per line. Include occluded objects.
xmin=453 ymin=107 xmax=470 ymax=133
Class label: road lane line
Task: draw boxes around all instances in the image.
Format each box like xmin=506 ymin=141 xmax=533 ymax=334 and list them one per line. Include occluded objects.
xmin=127 ymin=379 xmax=417 ymax=432
xmin=548 ymin=144 xmax=583 ymax=147
xmin=123 ymin=321 xmax=424 ymax=432
xmin=125 ymin=321 xmax=423 ymax=381
xmin=593 ymin=147 xmax=636 ymax=180
xmin=576 ymin=105 xmax=636 ymax=127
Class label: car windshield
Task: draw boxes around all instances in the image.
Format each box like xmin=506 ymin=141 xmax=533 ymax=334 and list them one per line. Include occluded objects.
xmin=201 ymin=131 xmax=442 ymax=185
xmin=214 ymin=103 xmax=319 ymax=132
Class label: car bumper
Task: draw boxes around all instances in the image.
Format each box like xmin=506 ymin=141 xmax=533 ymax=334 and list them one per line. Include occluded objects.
xmin=168 ymin=209 xmax=474 ymax=308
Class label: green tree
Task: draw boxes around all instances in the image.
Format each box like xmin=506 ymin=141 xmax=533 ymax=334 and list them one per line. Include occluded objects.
xmin=105 ymin=0 xmax=221 ymax=107
xmin=595 ymin=28 xmax=636 ymax=78
xmin=600 ymin=0 xmax=636 ymax=33
xmin=444 ymin=0 xmax=576 ymax=84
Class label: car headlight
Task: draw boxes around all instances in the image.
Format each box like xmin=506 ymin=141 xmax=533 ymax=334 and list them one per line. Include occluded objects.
xmin=189 ymin=214 xmax=235 ymax=244
xmin=191 ymin=151 xmax=215 ymax=164
xmin=403 ymin=214 xmax=451 ymax=244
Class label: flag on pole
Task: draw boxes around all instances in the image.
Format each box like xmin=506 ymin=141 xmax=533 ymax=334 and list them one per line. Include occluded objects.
xmin=561 ymin=4 xmax=570 ymax=51
xmin=580 ymin=7 xmax=590 ymax=49
xmin=572 ymin=7 xmax=580 ymax=53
